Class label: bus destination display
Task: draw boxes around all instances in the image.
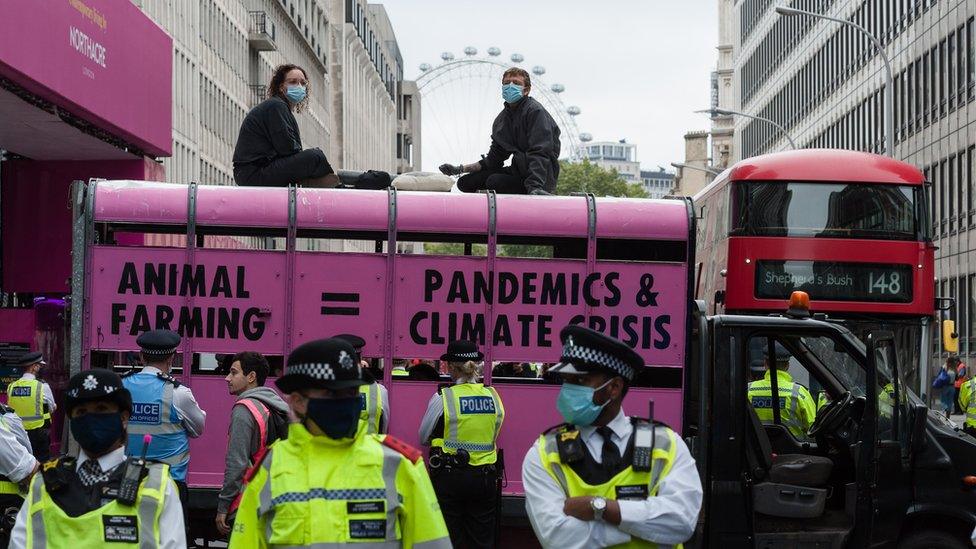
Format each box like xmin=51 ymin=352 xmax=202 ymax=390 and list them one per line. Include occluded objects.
xmin=755 ymin=261 xmax=912 ymax=303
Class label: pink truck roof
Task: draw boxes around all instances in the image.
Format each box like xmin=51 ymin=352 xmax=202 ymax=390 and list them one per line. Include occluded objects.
xmin=80 ymin=181 xmax=692 ymax=495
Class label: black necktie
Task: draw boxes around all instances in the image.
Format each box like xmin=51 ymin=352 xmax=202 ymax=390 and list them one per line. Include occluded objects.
xmin=597 ymin=426 xmax=621 ymax=471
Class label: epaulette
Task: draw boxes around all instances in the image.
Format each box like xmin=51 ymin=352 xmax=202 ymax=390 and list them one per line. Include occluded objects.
xmin=630 ymin=416 xmax=673 ymax=431
xmin=382 ymin=434 xmax=422 ymax=464
xmin=0 ymin=403 xmax=13 ymax=415
xmin=436 ymin=382 xmax=451 ymax=395
xmin=156 ymin=372 xmax=181 ymax=388
xmin=542 ymin=422 xmax=572 ymax=435
xmin=40 ymin=456 xmax=75 ymax=493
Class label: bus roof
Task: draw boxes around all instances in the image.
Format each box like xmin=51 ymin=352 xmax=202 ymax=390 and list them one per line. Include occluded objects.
xmin=92 ymin=181 xmax=691 ymax=241
xmin=725 ymin=149 xmax=925 ymax=185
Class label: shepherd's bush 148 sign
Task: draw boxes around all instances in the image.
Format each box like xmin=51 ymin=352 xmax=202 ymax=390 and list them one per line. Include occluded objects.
xmin=755 ymin=260 xmax=912 ymax=303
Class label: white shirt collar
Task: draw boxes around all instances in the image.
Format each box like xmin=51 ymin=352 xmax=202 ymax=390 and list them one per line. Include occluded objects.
xmin=77 ymin=446 xmax=127 ymax=473
xmin=140 ymin=366 xmax=163 ymax=375
xmin=21 ymin=373 xmax=36 ymax=380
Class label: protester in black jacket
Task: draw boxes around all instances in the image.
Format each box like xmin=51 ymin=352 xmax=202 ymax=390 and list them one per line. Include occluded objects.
xmin=233 ymin=64 xmax=338 ymax=188
xmin=440 ymin=67 xmax=561 ymax=195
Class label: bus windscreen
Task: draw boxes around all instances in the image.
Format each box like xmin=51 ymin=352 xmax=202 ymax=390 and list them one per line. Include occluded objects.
xmin=732 ymin=182 xmax=919 ymax=240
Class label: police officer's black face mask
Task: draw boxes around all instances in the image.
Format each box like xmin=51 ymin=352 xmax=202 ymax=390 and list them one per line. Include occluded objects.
xmin=70 ymin=412 xmax=124 ymax=456
xmin=305 ymin=396 xmax=360 ymax=440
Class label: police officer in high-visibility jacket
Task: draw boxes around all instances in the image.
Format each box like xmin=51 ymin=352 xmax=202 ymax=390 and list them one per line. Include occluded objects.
xmin=335 ymin=334 xmax=390 ymax=434
xmin=959 ymin=376 xmax=976 ymax=437
xmin=10 ymin=368 xmax=185 ymax=548
xmin=747 ymin=343 xmax=816 ymax=438
xmin=229 ymin=337 xmax=450 ymax=548
xmin=522 ymin=326 xmax=702 ymax=549
xmin=0 ymin=403 xmax=37 ymax=549
xmin=121 ymin=330 xmax=206 ymax=518
xmin=418 ymin=340 xmax=505 ymax=549
xmin=8 ymin=352 xmax=56 ymax=462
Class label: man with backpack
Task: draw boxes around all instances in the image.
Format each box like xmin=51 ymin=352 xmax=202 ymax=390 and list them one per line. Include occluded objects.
xmin=216 ymin=351 xmax=289 ymax=536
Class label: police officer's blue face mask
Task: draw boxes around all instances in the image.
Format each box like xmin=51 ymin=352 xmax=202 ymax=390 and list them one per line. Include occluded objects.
xmin=305 ymin=396 xmax=360 ymax=440
xmin=556 ymin=378 xmax=613 ymax=426
xmin=502 ymin=83 xmax=524 ymax=104
xmin=70 ymin=412 xmax=124 ymax=456
xmin=286 ymin=84 xmax=307 ymax=104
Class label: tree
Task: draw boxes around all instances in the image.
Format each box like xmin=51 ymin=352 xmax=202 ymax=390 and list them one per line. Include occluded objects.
xmin=555 ymin=159 xmax=650 ymax=198
xmin=422 ymin=161 xmax=647 ymax=258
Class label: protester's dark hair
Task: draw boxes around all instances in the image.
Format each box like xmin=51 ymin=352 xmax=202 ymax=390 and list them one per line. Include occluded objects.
xmin=267 ymin=64 xmax=310 ymax=113
xmin=233 ymin=351 xmax=270 ymax=386
xmin=503 ymin=67 xmax=531 ymax=90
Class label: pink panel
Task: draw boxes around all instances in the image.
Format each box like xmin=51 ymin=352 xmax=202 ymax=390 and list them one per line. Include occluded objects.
xmin=184 ymin=375 xmax=287 ymax=488
xmin=385 ymin=382 xmax=683 ymax=495
xmin=0 ymin=309 xmax=35 ymax=344
xmin=495 ymin=194 xmax=590 ymax=237
xmin=88 ymin=247 xmax=287 ymax=354
xmin=291 ymin=252 xmax=388 ymax=351
xmin=396 ymin=191 xmax=488 ymax=235
xmin=195 ymin=185 xmax=289 ymax=227
xmin=594 ymin=198 xmax=689 ymax=240
xmin=0 ymin=0 xmax=172 ymax=156
xmin=2 ymin=159 xmax=164 ymax=293
xmin=394 ymin=255 xmax=687 ymax=366
xmin=296 ymin=188 xmax=388 ymax=231
xmin=94 ymin=181 xmax=189 ymax=224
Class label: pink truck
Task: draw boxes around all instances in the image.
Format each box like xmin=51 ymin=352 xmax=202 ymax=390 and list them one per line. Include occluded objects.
xmin=68 ymin=180 xmax=691 ymax=536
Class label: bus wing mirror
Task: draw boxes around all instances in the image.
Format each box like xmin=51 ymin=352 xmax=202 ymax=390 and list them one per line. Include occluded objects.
xmin=910 ymin=403 xmax=928 ymax=454
xmin=942 ymin=319 xmax=959 ymax=353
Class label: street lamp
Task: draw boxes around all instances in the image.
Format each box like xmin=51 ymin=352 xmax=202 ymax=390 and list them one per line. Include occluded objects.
xmin=696 ymin=108 xmax=798 ymax=150
xmin=775 ymin=4 xmax=894 ymax=156
xmin=671 ymin=162 xmax=720 ymax=176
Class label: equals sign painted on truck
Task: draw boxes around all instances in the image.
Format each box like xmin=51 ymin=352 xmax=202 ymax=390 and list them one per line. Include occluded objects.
xmin=321 ymin=292 xmax=360 ymax=316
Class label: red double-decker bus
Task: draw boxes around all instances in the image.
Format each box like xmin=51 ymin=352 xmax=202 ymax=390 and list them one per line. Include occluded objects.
xmin=694 ymin=149 xmax=935 ymax=392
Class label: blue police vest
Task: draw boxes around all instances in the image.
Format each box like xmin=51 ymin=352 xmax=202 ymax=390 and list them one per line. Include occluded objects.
xmin=122 ymin=372 xmax=190 ymax=481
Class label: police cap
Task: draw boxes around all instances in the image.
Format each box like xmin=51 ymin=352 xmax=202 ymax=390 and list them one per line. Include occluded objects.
xmin=440 ymin=340 xmax=484 ymax=362
xmin=65 ymin=368 xmax=132 ymax=415
xmin=136 ymin=329 xmax=181 ymax=357
xmin=278 ymin=337 xmax=367 ymax=393
xmin=763 ymin=342 xmax=792 ymax=362
xmin=14 ymin=351 xmax=45 ymax=367
xmin=549 ymin=325 xmax=643 ymax=382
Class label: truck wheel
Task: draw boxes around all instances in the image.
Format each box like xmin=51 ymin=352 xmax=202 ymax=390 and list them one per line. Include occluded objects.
xmin=899 ymin=529 xmax=968 ymax=549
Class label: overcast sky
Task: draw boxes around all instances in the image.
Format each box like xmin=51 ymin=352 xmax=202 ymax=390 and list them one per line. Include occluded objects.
xmin=377 ymin=0 xmax=718 ymax=172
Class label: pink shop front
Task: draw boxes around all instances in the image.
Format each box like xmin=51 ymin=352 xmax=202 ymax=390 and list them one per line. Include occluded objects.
xmin=0 ymin=0 xmax=172 ymax=442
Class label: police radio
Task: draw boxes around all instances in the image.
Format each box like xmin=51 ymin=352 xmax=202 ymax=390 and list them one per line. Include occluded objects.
xmin=632 ymin=400 xmax=655 ymax=472
xmin=117 ymin=435 xmax=151 ymax=506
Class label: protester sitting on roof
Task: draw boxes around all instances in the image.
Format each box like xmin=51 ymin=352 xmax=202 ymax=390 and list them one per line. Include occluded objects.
xmin=439 ymin=67 xmax=560 ymax=196
xmin=233 ymin=64 xmax=339 ymax=188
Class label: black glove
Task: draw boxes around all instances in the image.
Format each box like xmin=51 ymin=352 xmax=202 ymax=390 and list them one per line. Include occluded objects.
xmin=438 ymin=163 xmax=463 ymax=176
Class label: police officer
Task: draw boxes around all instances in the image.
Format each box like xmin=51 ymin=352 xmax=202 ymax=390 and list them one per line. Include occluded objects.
xmin=335 ymin=334 xmax=390 ymax=434
xmin=8 ymin=352 xmax=56 ymax=462
xmin=230 ymin=337 xmax=451 ymax=548
xmin=10 ymin=368 xmax=185 ymax=548
xmin=419 ymin=340 xmax=505 ymax=549
xmin=522 ymin=326 xmax=702 ymax=548
xmin=959 ymin=375 xmax=976 ymax=437
xmin=747 ymin=342 xmax=816 ymax=438
xmin=121 ymin=330 xmax=206 ymax=517
xmin=0 ymin=403 xmax=37 ymax=549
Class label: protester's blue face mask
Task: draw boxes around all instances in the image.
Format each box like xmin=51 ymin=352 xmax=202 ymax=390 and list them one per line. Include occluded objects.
xmin=502 ymin=83 xmax=524 ymax=104
xmin=286 ymin=84 xmax=307 ymax=104
xmin=306 ymin=396 xmax=360 ymax=439
xmin=70 ymin=412 xmax=124 ymax=455
xmin=556 ymin=378 xmax=613 ymax=426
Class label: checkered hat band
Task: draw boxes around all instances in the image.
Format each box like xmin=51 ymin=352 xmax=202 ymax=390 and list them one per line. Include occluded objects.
xmin=452 ymin=352 xmax=481 ymax=358
xmin=562 ymin=343 xmax=634 ymax=380
xmin=271 ymin=488 xmax=386 ymax=508
xmin=287 ymin=362 xmax=336 ymax=380
xmin=141 ymin=348 xmax=177 ymax=355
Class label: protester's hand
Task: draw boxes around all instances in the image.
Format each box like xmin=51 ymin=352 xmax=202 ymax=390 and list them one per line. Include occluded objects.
xmin=563 ymin=496 xmax=595 ymax=521
xmin=438 ymin=163 xmax=463 ymax=176
xmin=216 ymin=512 xmax=231 ymax=536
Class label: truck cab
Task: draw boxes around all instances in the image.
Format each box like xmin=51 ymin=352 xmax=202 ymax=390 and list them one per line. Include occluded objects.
xmin=687 ymin=300 xmax=976 ymax=548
